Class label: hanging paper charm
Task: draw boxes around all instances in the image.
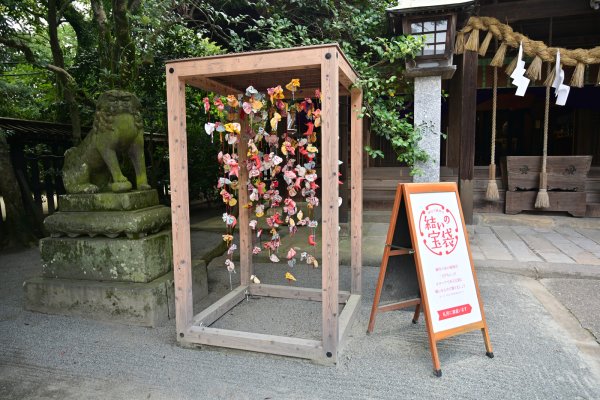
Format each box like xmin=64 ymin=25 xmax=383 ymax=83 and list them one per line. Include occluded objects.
xmin=509 ymin=42 xmax=530 ymax=97
xmin=552 ymin=50 xmax=570 ymax=106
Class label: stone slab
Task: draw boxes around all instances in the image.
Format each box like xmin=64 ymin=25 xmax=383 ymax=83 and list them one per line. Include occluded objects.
xmin=40 ymin=231 xmax=172 ymax=282
xmin=44 ymin=205 xmax=171 ymax=237
xmin=58 ymin=190 xmax=159 ymax=212
xmin=23 ymin=261 xmax=208 ymax=327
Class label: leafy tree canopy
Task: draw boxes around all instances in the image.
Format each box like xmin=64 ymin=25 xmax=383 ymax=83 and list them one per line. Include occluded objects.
xmin=182 ymin=0 xmax=427 ymax=168
xmin=1 ymin=0 xmax=427 ymax=176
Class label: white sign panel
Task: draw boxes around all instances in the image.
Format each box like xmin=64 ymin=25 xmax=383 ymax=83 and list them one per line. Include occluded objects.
xmin=409 ymin=192 xmax=482 ymax=333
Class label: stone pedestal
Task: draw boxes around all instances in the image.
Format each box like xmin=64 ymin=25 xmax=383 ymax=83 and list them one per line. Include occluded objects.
xmin=413 ymin=75 xmax=442 ymax=183
xmin=24 ymin=260 xmax=208 ymax=327
xmin=24 ymin=190 xmax=208 ymax=327
xmin=40 ymin=232 xmax=172 ymax=282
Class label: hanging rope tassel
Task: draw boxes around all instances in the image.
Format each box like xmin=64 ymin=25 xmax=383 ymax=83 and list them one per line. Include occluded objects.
xmin=525 ymin=55 xmax=543 ymax=81
xmin=486 ymin=67 xmax=500 ymax=201
xmin=505 ymin=56 xmax=518 ymax=76
xmin=479 ymin=31 xmax=494 ymax=56
xmin=570 ymin=62 xmax=586 ymax=88
xmin=455 ymin=31 xmax=465 ymax=55
xmin=543 ymin=64 xmax=557 ymax=87
xmin=489 ymin=42 xmax=507 ymax=67
xmin=465 ymin=29 xmax=480 ymax=52
xmin=535 ymin=64 xmax=552 ymax=208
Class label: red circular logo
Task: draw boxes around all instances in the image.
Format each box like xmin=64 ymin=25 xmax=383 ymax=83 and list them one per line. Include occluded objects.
xmin=418 ymin=203 xmax=459 ymax=256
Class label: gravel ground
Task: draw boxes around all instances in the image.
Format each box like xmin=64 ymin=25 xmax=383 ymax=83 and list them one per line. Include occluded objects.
xmin=1 ymin=248 xmax=600 ymax=399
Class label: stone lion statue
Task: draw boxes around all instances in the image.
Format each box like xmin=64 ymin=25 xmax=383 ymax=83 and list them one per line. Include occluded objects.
xmin=63 ymin=90 xmax=151 ymax=194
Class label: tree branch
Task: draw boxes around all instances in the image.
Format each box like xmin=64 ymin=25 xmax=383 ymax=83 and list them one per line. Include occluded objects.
xmin=128 ymin=0 xmax=142 ymax=12
xmin=0 ymin=37 xmax=37 ymax=64
xmin=57 ymin=0 xmax=76 ymax=21
xmin=46 ymin=64 xmax=76 ymax=85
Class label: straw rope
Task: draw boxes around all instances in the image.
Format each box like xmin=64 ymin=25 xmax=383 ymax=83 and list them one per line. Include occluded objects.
xmin=485 ymin=67 xmax=499 ymax=201
xmin=455 ymin=16 xmax=600 ymax=87
xmin=535 ymin=64 xmax=552 ymax=208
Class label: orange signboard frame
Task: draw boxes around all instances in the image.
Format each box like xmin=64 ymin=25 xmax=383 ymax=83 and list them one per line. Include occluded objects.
xmin=368 ymin=182 xmax=493 ymax=377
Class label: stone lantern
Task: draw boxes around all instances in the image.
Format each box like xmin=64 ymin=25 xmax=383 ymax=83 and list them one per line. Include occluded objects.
xmin=387 ymin=0 xmax=474 ymax=182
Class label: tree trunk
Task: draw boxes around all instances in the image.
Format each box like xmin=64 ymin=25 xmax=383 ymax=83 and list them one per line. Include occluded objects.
xmin=0 ymin=137 xmax=37 ymax=249
xmin=48 ymin=0 xmax=82 ymax=143
xmin=91 ymin=0 xmax=114 ymax=84
xmin=112 ymin=0 xmax=136 ymax=89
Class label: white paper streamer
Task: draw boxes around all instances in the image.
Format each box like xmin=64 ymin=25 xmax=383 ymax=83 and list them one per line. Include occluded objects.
xmin=552 ymin=50 xmax=570 ymax=106
xmin=509 ymin=42 xmax=530 ymax=97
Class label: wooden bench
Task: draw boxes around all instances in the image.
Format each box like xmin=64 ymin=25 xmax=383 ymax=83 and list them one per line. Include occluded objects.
xmin=504 ymin=155 xmax=592 ymax=217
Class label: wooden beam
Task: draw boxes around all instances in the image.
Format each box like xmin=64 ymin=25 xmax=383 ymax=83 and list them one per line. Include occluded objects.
xmin=339 ymin=62 xmax=358 ymax=90
xmin=338 ymin=294 xmax=361 ymax=347
xmin=171 ymin=48 xmax=323 ymax=79
xmin=434 ymin=321 xmax=486 ymax=341
xmin=165 ymin=66 xmax=194 ymax=336
xmin=185 ymin=326 xmax=325 ymax=361
xmin=479 ymin=0 xmax=594 ymax=23
xmin=247 ymin=284 xmax=351 ymax=303
xmin=378 ymin=298 xmax=420 ymax=313
xmin=192 ymin=285 xmax=247 ymax=327
xmin=186 ymin=76 xmax=242 ymax=96
xmin=350 ymin=87 xmax=363 ymax=294
xmin=321 ymin=46 xmax=340 ymax=363
xmin=458 ymin=51 xmax=478 ymax=224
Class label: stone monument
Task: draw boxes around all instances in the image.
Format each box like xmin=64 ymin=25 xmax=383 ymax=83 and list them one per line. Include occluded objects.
xmin=23 ymin=90 xmax=208 ymax=326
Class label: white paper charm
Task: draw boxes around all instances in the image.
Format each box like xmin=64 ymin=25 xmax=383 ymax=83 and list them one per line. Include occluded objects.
xmin=509 ymin=42 xmax=530 ymax=97
xmin=552 ymin=50 xmax=570 ymax=106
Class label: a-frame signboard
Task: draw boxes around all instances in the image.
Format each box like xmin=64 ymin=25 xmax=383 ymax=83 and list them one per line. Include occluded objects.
xmin=368 ymin=182 xmax=493 ymax=377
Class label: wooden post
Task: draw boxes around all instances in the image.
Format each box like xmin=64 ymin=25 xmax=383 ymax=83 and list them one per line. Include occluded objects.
xmin=238 ymin=117 xmax=252 ymax=285
xmin=350 ymin=88 xmax=363 ymax=294
xmin=339 ymin=96 xmax=349 ymax=224
xmin=321 ymin=47 xmax=340 ymax=362
xmin=458 ymin=51 xmax=478 ymax=224
xmin=166 ymin=66 xmax=194 ymax=337
xmin=446 ymin=56 xmax=462 ymax=169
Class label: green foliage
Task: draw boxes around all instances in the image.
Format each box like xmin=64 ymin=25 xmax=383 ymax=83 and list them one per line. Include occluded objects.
xmin=0 ymin=0 xmax=436 ymax=199
xmin=1 ymin=0 xmax=227 ymax=202
xmin=191 ymin=0 xmax=429 ymax=171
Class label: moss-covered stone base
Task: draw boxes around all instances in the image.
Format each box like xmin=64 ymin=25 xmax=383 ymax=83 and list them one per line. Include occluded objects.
xmin=24 ymin=260 xmax=208 ymax=327
xmin=59 ymin=190 xmax=159 ymax=212
xmin=40 ymin=231 xmax=173 ymax=282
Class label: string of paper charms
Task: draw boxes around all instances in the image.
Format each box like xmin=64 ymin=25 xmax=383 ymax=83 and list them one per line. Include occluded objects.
xmin=204 ymin=79 xmax=330 ymax=287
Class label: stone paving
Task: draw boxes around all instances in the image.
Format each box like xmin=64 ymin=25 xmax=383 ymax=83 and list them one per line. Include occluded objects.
xmin=469 ymin=224 xmax=600 ymax=265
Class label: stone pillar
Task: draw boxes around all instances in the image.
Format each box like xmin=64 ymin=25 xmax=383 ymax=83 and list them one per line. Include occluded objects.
xmin=413 ymin=75 xmax=442 ymax=183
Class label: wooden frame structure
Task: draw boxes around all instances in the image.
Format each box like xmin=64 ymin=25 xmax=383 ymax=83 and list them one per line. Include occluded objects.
xmin=165 ymin=44 xmax=363 ymax=363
